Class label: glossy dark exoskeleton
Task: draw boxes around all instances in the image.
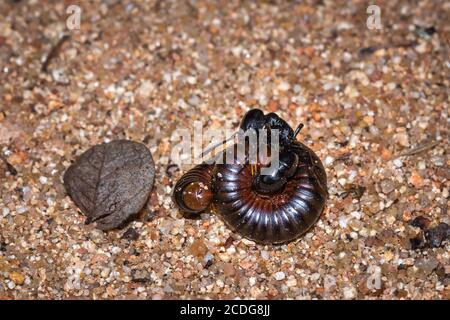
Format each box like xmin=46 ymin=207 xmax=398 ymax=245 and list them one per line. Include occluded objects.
xmin=173 ymin=108 xmax=328 ymax=244
xmin=253 ymin=149 xmax=299 ymax=195
xmin=239 ymin=110 xmax=302 ymax=195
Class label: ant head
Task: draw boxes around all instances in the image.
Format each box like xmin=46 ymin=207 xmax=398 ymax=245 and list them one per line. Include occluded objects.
xmin=263 ymin=112 xmax=296 ymax=144
xmin=240 ymin=109 xmax=265 ymax=132
xmin=239 ymin=108 xmax=304 ymax=145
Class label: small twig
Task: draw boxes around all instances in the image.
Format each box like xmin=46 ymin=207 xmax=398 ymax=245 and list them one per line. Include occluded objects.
xmin=396 ymin=140 xmax=440 ymax=158
xmin=185 ymin=0 xmax=199 ymax=18
xmin=335 ymin=152 xmax=352 ymax=162
xmin=359 ymin=45 xmax=385 ymax=56
xmin=201 ymin=132 xmax=237 ymax=159
xmin=41 ymin=34 xmax=70 ymax=73
xmin=359 ymin=41 xmax=418 ymax=57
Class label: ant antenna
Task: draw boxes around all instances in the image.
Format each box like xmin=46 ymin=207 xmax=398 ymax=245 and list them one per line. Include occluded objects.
xmin=201 ymin=132 xmax=237 ymax=158
xmin=294 ymin=123 xmax=304 ymax=138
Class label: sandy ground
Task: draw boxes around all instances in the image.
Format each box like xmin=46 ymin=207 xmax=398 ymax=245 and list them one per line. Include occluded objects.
xmin=0 ymin=0 xmax=449 ymax=299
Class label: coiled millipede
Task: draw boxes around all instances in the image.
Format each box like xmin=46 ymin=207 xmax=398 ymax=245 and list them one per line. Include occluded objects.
xmin=173 ymin=109 xmax=328 ymax=244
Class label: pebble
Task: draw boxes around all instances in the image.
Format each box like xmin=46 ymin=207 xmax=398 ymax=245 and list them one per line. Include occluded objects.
xmin=188 ymin=95 xmax=201 ymax=107
xmin=384 ymin=251 xmax=394 ymax=262
xmin=425 ymin=223 xmax=450 ymax=248
xmin=415 ymin=257 xmax=438 ymax=274
xmin=223 ymin=263 xmax=235 ymax=276
xmin=7 ymin=281 xmax=15 ymax=290
xmin=393 ymin=159 xmax=403 ymax=168
xmin=260 ymin=250 xmax=269 ymax=260
xmin=324 ymin=156 xmax=334 ymax=166
xmin=39 ymin=176 xmax=48 ymax=184
xmin=381 ymin=148 xmax=392 ymax=160
xmin=51 ymin=68 xmax=69 ymax=84
xmin=431 ymin=156 xmax=445 ymax=167
xmin=2 ymin=207 xmax=10 ymax=217
xmin=286 ymin=278 xmax=297 ymax=287
xmin=380 ymin=179 xmax=395 ymax=194
xmin=216 ymin=279 xmax=224 ymax=288
xmin=277 ymin=81 xmax=290 ymax=91
xmin=339 ymin=216 xmax=349 ymax=228
xmin=186 ymin=76 xmax=197 ymax=85
xmin=9 ymin=272 xmax=25 ymax=285
xmin=324 ymin=275 xmax=336 ymax=292
xmin=415 ymin=42 xmax=428 ymax=53
xmin=442 ymin=188 xmax=449 ymax=198
xmin=189 ymin=239 xmax=208 ymax=258
xmin=137 ymin=80 xmax=155 ymax=98
xmin=409 ymin=171 xmax=424 ymax=188
xmin=274 ymin=272 xmax=285 ymax=281
xmin=239 ymin=259 xmax=254 ymax=270
xmin=204 ymin=253 xmax=214 ymax=265
xmin=343 ymin=52 xmax=352 ymax=62
xmin=16 ymin=206 xmax=27 ymax=214
xmin=218 ymin=253 xmax=231 ymax=262
xmin=386 ymin=215 xmax=396 ymax=225
xmin=122 ymin=227 xmax=140 ymax=241
xmin=344 ymin=85 xmax=359 ymax=98
xmin=239 ymin=85 xmax=251 ymax=95
xmin=394 ymin=132 xmax=409 ymax=147
xmin=343 ymin=286 xmax=356 ymax=299
xmin=363 ymin=115 xmax=374 ymax=126
xmin=350 ymin=211 xmax=361 ymax=220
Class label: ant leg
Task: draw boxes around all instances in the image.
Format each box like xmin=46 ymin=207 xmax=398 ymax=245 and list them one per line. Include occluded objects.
xmin=201 ymin=132 xmax=237 ymax=158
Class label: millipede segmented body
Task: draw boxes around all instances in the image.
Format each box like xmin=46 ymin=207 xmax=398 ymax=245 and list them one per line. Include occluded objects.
xmin=173 ymin=109 xmax=328 ymax=244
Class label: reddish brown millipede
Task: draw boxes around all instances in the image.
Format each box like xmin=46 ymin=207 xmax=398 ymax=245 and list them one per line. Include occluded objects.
xmin=173 ymin=109 xmax=328 ymax=244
